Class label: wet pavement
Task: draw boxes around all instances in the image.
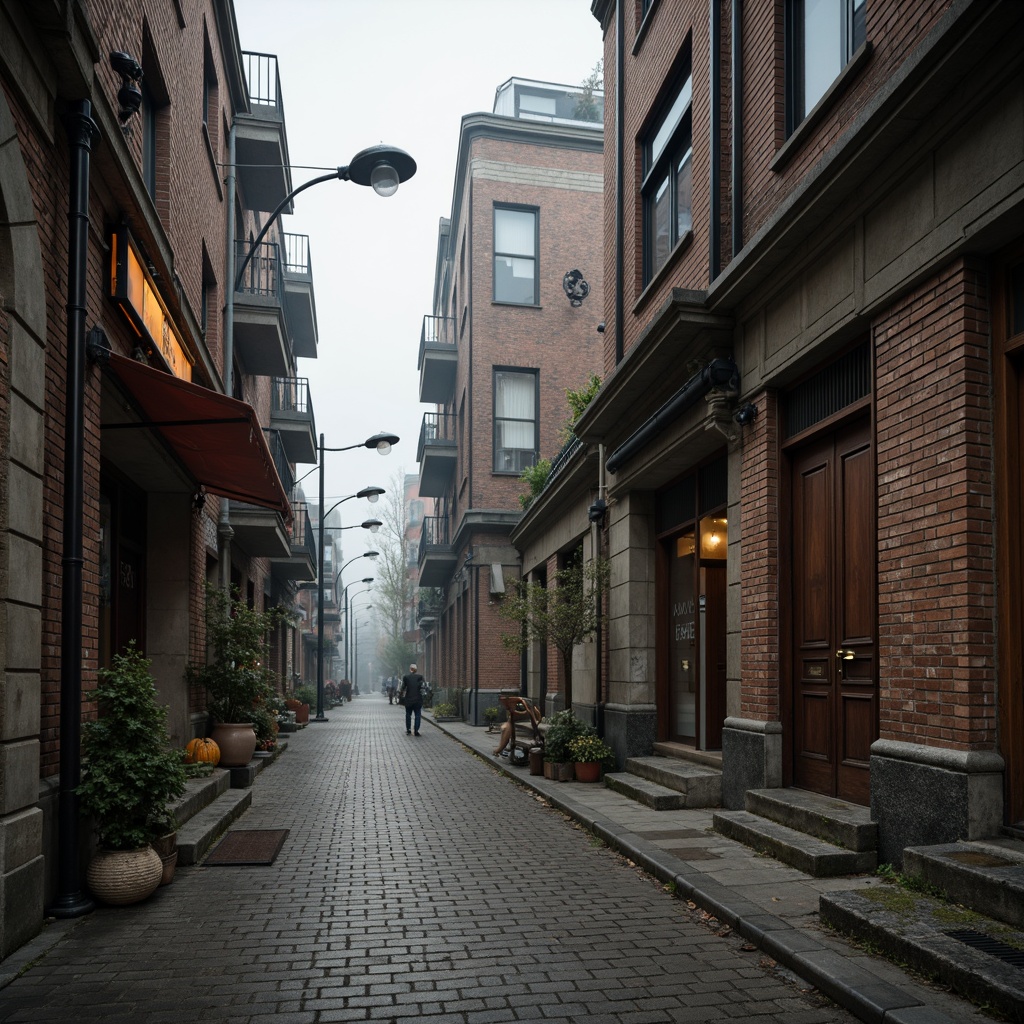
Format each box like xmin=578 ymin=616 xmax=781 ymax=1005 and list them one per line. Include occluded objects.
xmin=0 ymin=693 xmax=984 ymax=1024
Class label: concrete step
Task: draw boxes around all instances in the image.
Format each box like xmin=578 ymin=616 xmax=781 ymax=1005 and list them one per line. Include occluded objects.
xmin=605 ymin=772 xmax=690 ymax=810
xmin=175 ymin=788 xmax=252 ymax=865
xmin=713 ymin=809 xmax=877 ymax=877
xmin=744 ymin=787 xmax=877 ymax=853
xmin=624 ymin=756 xmax=722 ymax=806
xmin=903 ymin=838 xmax=1024 ymax=929
xmin=820 ymin=886 xmax=1024 ymax=1022
xmin=168 ymin=771 xmax=230 ymax=829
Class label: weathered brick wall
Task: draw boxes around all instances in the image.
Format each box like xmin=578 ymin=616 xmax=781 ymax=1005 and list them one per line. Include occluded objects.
xmin=874 ymin=258 xmax=996 ymax=750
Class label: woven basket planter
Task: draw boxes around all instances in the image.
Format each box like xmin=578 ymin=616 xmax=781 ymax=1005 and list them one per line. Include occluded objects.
xmin=86 ymin=846 xmax=163 ymax=905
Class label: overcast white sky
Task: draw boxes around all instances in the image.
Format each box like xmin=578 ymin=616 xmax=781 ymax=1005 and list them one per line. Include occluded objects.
xmin=233 ymin=0 xmax=604 ymax=545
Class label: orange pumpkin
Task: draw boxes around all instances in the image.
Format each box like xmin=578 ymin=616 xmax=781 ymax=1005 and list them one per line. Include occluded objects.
xmin=184 ymin=736 xmax=221 ymax=766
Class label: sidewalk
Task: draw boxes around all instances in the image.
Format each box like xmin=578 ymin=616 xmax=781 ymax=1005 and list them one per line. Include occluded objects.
xmin=434 ymin=715 xmax=986 ymax=1024
xmin=0 ymin=697 xmax=985 ymax=1024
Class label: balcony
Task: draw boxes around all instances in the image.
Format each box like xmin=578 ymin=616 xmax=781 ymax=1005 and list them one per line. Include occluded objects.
xmin=282 ymin=233 xmax=318 ymax=358
xmin=270 ymin=501 xmax=317 ymax=581
xmin=270 ymin=377 xmax=317 ymax=464
xmin=418 ymin=515 xmax=456 ymax=588
xmin=417 ymin=587 xmax=444 ymax=628
xmin=418 ymin=315 xmax=457 ymax=403
xmin=417 ymin=411 xmax=456 ymax=498
xmin=229 ymin=430 xmax=292 ymax=557
xmin=234 ymin=240 xmax=289 ymax=377
xmin=236 ymin=52 xmax=293 ymax=214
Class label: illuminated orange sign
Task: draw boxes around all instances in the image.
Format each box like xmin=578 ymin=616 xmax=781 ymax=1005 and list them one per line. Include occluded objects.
xmin=110 ymin=228 xmax=193 ymax=381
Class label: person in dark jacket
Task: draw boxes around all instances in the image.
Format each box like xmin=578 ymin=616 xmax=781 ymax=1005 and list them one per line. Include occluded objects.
xmin=400 ymin=663 xmax=426 ymax=736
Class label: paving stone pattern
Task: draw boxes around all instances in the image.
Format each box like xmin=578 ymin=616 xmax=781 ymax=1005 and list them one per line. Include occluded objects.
xmin=0 ymin=695 xmax=859 ymax=1024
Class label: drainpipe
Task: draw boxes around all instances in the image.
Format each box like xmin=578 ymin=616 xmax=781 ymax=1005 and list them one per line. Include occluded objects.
xmin=605 ymin=358 xmax=738 ymax=475
xmin=593 ymin=444 xmax=607 ymax=738
xmin=50 ymin=100 xmax=100 ymax=919
xmin=731 ymin=0 xmax=744 ymax=260
xmin=614 ymin=0 xmax=625 ymax=365
xmin=709 ymin=0 xmax=722 ymax=282
xmin=218 ymin=123 xmax=236 ymax=592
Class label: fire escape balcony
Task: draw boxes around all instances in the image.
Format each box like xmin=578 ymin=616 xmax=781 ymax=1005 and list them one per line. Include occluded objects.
xmin=418 ymin=315 xmax=456 ymax=403
xmin=417 ymin=411 xmax=456 ymax=498
xmin=236 ymin=52 xmax=293 ymax=214
xmin=233 ymin=239 xmax=290 ymax=377
xmin=270 ymin=376 xmax=317 ymax=464
xmin=270 ymin=500 xmax=317 ymax=581
xmin=229 ymin=429 xmax=292 ymax=557
xmin=282 ymin=233 xmax=318 ymax=359
xmin=418 ymin=515 xmax=456 ymax=588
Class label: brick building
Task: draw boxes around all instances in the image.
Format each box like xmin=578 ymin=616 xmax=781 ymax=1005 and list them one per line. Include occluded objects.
xmin=416 ymin=78 xmax=604 ymax=721
xmin=0 ymin=0 xmax=324 ymax=956
xmin=573 ymin=0 xmax=1023 ymax=863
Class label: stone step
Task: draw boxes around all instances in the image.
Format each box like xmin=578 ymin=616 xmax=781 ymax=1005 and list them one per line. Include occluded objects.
xmin=903 ymin=838 xmax=1024 ymax=929
xmin=820 ymin=887 xmax=1024 ymax=1022
xmin=744 ymin=787 xmax=877 ymax=853
xmin=622 ymin=756 xmax=722 ymax=805
xmin=713 ymin=809 xmax=877 ymax=877
xmin=175 ymin=788 xmax=252 ymax=865
xmin=605 ymin=772 xmax=690 ymax=810
xmin=168 ymin=771 xmax=231 ymax=829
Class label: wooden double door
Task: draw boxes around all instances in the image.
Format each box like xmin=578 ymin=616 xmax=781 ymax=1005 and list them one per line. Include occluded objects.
xmin=790 ymin=418 xmax=877 ymax=805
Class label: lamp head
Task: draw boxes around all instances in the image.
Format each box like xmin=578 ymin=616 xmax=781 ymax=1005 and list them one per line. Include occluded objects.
xmin=110 ymin=51 xmax=144 ymax=125
xmin=356 ymin=485 xmax=386 ymax=503
xmin=364 ymin=432 xmax=399 ymax=455
xmin=361 ymin=577 xmax=374 ymax=584
xmin=733 ymin=402 xmax=758 ymax=427
xmin=345 ymin=145 xmax=417 ymax=197
xmin=364 ymin=550 xmax=380 ymax=559
xmin=361 ymin=519 xmax=382 ymax=533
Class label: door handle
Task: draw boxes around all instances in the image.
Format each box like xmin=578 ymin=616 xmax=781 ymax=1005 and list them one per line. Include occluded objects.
xmin=835 ymin=649 xmax=856 ymax=660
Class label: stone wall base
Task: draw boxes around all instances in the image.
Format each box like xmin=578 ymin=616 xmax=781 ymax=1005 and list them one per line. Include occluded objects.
xmin=721 ymin=718 xmax=783 ymax=809
xmin=602 ymin=703 xmax=656 ymax=770
xmin=870 ymin=740 xmax=1004 ymax=868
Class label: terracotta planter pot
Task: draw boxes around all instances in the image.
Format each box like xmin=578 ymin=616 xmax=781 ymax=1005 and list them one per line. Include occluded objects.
xmin=543 ymin=761 xmax=574 ymax=782
xmin=574 ymin=761 xmax=601 ymax=783
xmin=210 ymin=722 xmax=258 ymax=767
xmin=86 ymin=846 xmax=162 ymax=905
xmin=528 ymin=748 xmax=544 ymax=775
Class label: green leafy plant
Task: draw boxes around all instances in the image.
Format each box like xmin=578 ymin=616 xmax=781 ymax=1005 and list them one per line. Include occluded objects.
xmin=484 ymin=705 xmax=502 ymax=724
xmin=77 ymin=643 xmax=187 ymax=851
xmin=562 ymin=374 xmax=602 ymax=441
xmin=189 ymin=584 xmax=288 ymax=724
xmin=292 ymin=684 xmax=316 ymax=708
xmin=568 ymin=733 xmax=615 ymax=770
xmin=518 ymin=458 xmax=552 ymax=510
xmin=432 ymin=702 xmax=457 ymax=717
xmin=542 ymin=709 xmax=591 ymax=763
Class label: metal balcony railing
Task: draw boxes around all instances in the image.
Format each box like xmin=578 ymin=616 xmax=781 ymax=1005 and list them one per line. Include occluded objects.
xmin=420 ymin=410 xmax=455 ymax=444
xmin=242 ymin=51 xmax=284 ymax=118
xmin=272 ymin=376 xmax=315 ymax=418
xmin=263 ymin=428 xmax=294 ymax=496
xmin=235 ymin=239 xmax=281 ymax=299
xmin=420 ymin=515 xmax=450 ymax=549
xmin=546 ymin=434 xmax=583 ymax=488
xmin=291 ymin=501 xmax=316 ymax=563
xmin=283 ymin=233 xmax=312 ymax=276
xmin=419 ymin=314 xmax=456 ymax=360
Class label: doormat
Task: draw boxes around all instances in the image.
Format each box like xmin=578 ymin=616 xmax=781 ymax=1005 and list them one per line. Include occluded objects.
xmin=205 ymin=829 xmax=289 ymax=866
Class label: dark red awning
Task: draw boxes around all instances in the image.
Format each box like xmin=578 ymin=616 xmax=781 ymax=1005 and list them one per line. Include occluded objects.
xmin=102 ymin=352 xmax=290 ymax=517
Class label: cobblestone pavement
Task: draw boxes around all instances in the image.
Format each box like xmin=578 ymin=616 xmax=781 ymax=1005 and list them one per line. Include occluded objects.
xmin=1 ymin=693 xmax=860 ymax=1024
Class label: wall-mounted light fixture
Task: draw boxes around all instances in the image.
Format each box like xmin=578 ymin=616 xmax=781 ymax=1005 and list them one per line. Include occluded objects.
xmin=562 ymin=269 xmax=590 ymax=307
xmin=733 ymin=402 xmax=758 ymax=427
xmin=109 ymin=51 xmax=144 ymax=127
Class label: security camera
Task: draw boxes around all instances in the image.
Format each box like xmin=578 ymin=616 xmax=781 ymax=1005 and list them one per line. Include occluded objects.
xmin=110 ymin=52 xmax=144 ymax=124
xmin=733 ymin=402 xmax=758 ymax=427
xmin=110 ymin=51 xmax=143 ymax=81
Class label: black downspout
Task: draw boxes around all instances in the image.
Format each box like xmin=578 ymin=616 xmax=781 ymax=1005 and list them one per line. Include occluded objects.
xmin=709 ymin=0 xmax=721 ymax=283
xmin=731 ymin=0 xmax=743 ymax=260
xmin=472 ymin=565 xmax=480 ymax=724
xmin=50 ymin=100 xmax=99 ymax=918
xmin=614 ymin=0 xmax=625 ymax=365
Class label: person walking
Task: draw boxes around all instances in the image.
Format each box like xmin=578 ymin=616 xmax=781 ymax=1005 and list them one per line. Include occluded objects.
xmin=400 ymin=663 xmax=426 ymax=736
xmin=386 ymin=676 xmax=397 ymax=704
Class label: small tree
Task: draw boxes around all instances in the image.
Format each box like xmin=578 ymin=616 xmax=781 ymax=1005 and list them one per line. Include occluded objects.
xmin=499 ymin=553 xmax=609 ymax=710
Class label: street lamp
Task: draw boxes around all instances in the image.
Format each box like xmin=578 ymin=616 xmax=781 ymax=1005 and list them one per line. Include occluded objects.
xmin=352 ymin=611 xmax=375 ymax=696
xmin=343 ymin=581 xmax=374 ymax=684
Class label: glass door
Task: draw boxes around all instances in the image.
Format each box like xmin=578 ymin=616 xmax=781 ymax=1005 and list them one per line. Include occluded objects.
xmin=668 ymin=530 xmax=696 ymax=742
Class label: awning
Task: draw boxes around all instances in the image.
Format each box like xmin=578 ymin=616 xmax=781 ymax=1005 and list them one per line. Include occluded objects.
xmin=101 ymin=352 xmax=290 ymax=516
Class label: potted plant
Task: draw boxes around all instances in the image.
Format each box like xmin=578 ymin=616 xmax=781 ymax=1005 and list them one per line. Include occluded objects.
xmin=484 ymin=705 xmax=502 ymax=732
xmin=542 ymin=709 xmax=589 ymax=781
xmin=149 ymin=807 xmax=180 ymax=886
xmin=568 ymin=733 xmax=616 ymax=783
xmin=77 ymin=643 xmax=187 ymax=904
xmin=188 ymin=584 xmax=288 ymax=766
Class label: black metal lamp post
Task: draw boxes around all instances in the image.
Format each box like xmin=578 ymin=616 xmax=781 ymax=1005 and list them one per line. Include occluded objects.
xmin=344 ymin=583 xmax=374 ymax=685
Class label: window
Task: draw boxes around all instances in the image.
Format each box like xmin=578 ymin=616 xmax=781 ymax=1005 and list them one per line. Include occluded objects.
xmin=642 ymin=68 xmax=693 ymax=285
xmin=141 ymin=79 xmax=158 ymax=198
xmin=788 ymin=0 xmax=866 ymax=130
xmin=493 ymin=369 xmax=538 ymax=473
xmin=493 ymin=206 xmax=538 ymax=304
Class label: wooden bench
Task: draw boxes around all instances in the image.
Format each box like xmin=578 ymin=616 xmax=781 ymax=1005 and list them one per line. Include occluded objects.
xmin=497 ymin=695 xmax=546 ymax=766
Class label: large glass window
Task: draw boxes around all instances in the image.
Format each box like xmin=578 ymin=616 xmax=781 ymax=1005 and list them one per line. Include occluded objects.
xmin=643 ymin=69 xmax=693 ymax=285
xmin=494 ymin=206 xmax=538 ymax=304
xmin=494 ymin=369 xmax=538 ymax=473
xmin=789 ymin=0 xmax=866 ymax=130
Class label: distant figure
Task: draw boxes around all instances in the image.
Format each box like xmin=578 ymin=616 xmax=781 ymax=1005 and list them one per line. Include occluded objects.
xmin=386 ymin=676 xmax=398 ymax=704
xmin=399 ymin=664 xmax=426 ymax=736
